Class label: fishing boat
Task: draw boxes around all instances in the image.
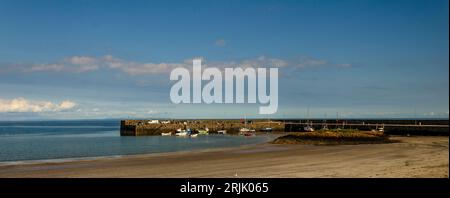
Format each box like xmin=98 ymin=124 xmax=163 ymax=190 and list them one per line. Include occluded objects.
xmin=161 ymin=132 xmax=172 ymax=136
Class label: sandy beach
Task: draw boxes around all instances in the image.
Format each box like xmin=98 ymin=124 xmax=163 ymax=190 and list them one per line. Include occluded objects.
xmin=0 ymin=136 xmax=447 ymax=178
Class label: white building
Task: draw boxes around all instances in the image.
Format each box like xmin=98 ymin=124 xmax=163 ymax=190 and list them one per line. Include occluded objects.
xmin=148 ymin=120 xmax=159 ymax=124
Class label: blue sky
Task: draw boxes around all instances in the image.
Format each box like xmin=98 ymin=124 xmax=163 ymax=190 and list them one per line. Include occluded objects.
xmin=0 ymin=0 xmax=448 ymax=119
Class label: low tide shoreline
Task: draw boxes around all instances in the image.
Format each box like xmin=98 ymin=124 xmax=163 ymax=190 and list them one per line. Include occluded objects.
xmin=0 ymin=139 xmax=273 ymax=166
xmin=0 ymin=133 xmax=280 ymax=163
xmin=0 ymin=136 xmax=448 ymax=178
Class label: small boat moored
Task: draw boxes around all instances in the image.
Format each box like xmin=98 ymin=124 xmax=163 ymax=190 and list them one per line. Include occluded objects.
xmin=239 ymin=128 xmax=250 ymax=133
xmin=197 ymin=127 xmax=209 ymax=135
xmin=175 ymin=131 xmax=188 ymax=136
xmin=217 ymin=130 xmax=227 ymax=135
xmin=239 ymin=128 xmax=255 ymax=136
xmin=304 ymin=126 xmax=315 ymax=132
xmin=261 ymin=127 xmax=272 ymax=132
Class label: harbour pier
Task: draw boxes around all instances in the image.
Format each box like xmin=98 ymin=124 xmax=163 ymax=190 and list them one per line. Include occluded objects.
xmin=120 ymin=119 xmax=448 ymax=136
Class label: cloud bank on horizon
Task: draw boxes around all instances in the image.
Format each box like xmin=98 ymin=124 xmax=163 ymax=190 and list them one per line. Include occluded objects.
xmin=0 ymin=55 xmax=351 ymax=75
xmin=0 ymin=97 xmax=76 ymax=113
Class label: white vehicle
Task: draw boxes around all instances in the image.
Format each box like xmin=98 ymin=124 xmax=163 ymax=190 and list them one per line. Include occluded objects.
xmin=148 ymin=120 xmax=159 ymax=124
xmin=161 ymin=132 xmax=172 ymax=136
xmin=190 ymin=134 xmax=198 ymax=138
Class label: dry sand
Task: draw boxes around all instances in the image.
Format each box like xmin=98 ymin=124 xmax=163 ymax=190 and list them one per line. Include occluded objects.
xmin=0 ymin=136 xmax=447 ymax=178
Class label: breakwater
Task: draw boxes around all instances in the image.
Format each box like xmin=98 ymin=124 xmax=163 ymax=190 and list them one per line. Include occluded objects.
xmin=120 ymin=119 xmax=284 ymax=136
xmin=120 ymin=119 xmax=449 ymax=136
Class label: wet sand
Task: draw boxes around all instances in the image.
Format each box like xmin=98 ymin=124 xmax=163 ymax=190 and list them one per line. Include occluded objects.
xmin=0 ymin=136 xmax=447 ymax=178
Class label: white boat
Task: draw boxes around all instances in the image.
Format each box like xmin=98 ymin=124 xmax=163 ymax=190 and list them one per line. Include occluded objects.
xmin=239 ymin=128 xmax=256 ymax=136
xmin=304 ymin=126 xmax=315 ymax=132
xmin=217 ymin=130 xmax=227 ymax=135
xmin=240 ymin=115 xmax=256 ymax=136
xmin=190 ymin=134 xmax=198 ymax=137
xmin=261 ymin=127 xmax=272 ymax=132
xmin=161 ymin=132 xmax=172 ymax=136
xmin=175 ymin=131 xmax=188 ymax=136
xmin=239 ymin=128 xmax=250 ymax=132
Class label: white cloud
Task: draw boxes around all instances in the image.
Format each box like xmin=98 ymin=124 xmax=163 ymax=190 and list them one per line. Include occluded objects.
xmin=295 ymin=56 xmax=328 ymax=68
xmin=67 ymin=56 xmax=97 ymax=65
xmin=58 ymin=100 xmax=77 ymax=110
xmin=422 ymin=111 xmax=449 ymax=117
xmin=6 ymin=55 xmax=180 ymax=74
xmin=0 ymin=97 xmax=77 ymax=113
xmin=147 ymin=110 xmax=159 ymax=114
xmin=25 ymin=63 xmax=65 ymax=72
xmin=3 ymin=55 xmax=350 ymax=75
xmin=214 ymin=39 xmax=226 ymax=47
xmin=337 ymin=63 xmax=352 ymax=68
xmin=15 ymin=55 xmax=288 ymax=75
xmin=202 ymin=56 xmax=289 ymax=70
xmin=106 ymin=58 xmax=186 ymax=75
xmin=23 ymin=56 xmax=99 ymax=73
xmin=424 ymin=112 xmax=435 ymax=116
xmin=240 ymin=56 xmax=288 ymax=68
xmin=291 ymin=56 xmax=353 ymax=69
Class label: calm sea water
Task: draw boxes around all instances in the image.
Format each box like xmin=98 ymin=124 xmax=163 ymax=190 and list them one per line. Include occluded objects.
xmin=0 ymin=120 xmax=271 ymax=162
